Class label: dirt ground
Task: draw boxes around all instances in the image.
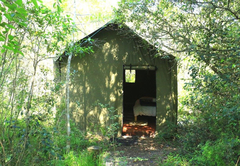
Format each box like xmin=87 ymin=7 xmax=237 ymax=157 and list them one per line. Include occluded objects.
xmin=105 ymin=136 xmax=177 ymax=166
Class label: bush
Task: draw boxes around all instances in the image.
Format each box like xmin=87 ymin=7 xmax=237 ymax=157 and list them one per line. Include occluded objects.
xmin=171 ymin=62 xmax=240 ymax=165
xmin=51 ymin=150 xmax=104 ymax=166
xmin=191 ymin=138 xmax=240 ymax=166
xmin=161 ymin=154 xmax=189 ymax=166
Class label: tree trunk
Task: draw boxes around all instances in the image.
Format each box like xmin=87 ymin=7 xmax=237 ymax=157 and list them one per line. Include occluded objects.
xmin=65 ymin=51 xmax=72 ymax=153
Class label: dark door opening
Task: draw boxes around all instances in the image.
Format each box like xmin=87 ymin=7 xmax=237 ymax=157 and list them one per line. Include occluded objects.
xmin=122 ymin=66 xmax=156 ymax=136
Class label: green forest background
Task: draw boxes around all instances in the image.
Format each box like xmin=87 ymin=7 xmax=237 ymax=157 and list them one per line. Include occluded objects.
xmin=0 ymin=0 xmax=239 ymax=165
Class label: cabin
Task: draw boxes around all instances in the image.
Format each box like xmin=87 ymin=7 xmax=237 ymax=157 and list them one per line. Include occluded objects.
xmin=55 ymin=22 xmax=177 ymax=136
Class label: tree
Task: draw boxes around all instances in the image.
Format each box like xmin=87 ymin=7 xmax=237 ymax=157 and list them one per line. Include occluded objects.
xmin=115 ymin=0 xmax=240 ymax=164
xmin=116 ymin=0 xmax=240 ymax=86
xmin=0 ymin=0 xmax=74 ymax=164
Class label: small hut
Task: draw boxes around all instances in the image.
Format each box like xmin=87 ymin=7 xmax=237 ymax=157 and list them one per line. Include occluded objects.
xmin=55 ymin=22 xmax=177 ymax=136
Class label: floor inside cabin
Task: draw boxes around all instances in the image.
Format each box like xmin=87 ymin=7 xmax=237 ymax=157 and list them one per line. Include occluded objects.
xmin=122 ymin=116 xmax=156 ymax=137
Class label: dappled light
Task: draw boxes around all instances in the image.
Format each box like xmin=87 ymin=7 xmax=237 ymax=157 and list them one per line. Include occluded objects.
xmin=1 ymin=0 xmax=239 ymax=165
xmin=57 ymin=23 xmax=177 ymax=136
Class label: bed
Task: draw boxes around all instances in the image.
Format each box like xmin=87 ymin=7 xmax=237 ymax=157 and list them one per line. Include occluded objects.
xmin=133 ymin=97 xmax=156 ymax=121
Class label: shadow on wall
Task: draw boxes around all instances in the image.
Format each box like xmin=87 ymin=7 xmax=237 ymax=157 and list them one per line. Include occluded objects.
xmin=56 ymin=26 xmax=177 ymax=135
xmin=69 ymin=37 xmax=124 ymax=133
xmin=156 ymin=59 xmax=177 ymax=134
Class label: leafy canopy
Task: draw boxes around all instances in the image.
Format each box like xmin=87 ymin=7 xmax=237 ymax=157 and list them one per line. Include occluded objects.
xmin=116 ymin=0 xmax=240 ymax=86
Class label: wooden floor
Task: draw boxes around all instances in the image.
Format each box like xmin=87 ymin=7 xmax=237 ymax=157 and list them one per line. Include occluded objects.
xmin=122 ymin=121 xmax=155 ymax=137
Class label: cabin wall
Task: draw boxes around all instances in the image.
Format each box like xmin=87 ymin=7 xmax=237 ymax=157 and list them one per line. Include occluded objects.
xmin=56 ymin=28 xmax=177 ymax=135
xmin=155 ymin=59 xmax=177 ymax=132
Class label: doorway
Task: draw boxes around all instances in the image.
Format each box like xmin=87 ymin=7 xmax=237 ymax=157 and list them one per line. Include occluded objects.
xmin=122 ymin=65 xmax=156 ymax=136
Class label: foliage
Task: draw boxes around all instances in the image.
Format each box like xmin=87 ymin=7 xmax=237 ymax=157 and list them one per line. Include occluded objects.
xmin=51 ymin=150 xmax=105 ymax=166
xmin=1 ymin=0 xmax=239 ymax=164
xmin=192 ymin=138 xmax=239 ymax=166
xmin=1 ymin=115 xmax=61 ymax=164
xmin=96 ymin=102 xmax=121 ymax=143
xmin=0 ymin=0 xmax=118 ymax=165
xmin=44 ymin=0 xmax=118 ymax=40
xmin=125 ymin=69 xmax=136 ymax=83
xmin=115 ymin=0 xmax=240 ymax=165
xmin=116 ymin=0 xmax=240 ymax=86
xmin=161 ymin=154 xmax=189 ymax=166
xmin=0 ymin=0 xmax=75 ymax=165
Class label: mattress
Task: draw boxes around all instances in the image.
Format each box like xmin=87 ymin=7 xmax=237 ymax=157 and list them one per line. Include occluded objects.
xmin=133 ymin=97 xmax=156 ymax=117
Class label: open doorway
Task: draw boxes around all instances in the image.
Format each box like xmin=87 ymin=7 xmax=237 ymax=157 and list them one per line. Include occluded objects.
xmin=122 ymin=65 xmax=156 ymax=136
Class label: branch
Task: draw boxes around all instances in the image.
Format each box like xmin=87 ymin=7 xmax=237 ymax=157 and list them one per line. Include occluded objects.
xmin=207 ymin=1 xmax=240 ymax=20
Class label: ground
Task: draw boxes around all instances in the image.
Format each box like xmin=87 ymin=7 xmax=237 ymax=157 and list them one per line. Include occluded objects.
xmin=105 ymin=136 xmax=177 ymax=166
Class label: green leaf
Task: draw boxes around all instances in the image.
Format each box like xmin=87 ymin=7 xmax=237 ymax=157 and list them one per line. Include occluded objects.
xmin=57 ymin=5 xmax=61 ymax=13
xmin=3 ymin=45 xmax=13 ymax=51
xmin=5 ymin=24 xmax=15 ymax=29
xmin=8 ymin=35 xmax=14 ymax=40
xmin=19 ymin=22 xmax=28 ymax=28
xmin=5 ymin=3 xmax=17 ymax=11
xmin=16 ymin=0 xmax=23 ymax=6
xmin=17 ymin=13 xmax=27 ymax=20
xmin=31 ymin=0 xmax=38 ymax=8
xmin=0 ymin=36 xmax=5 ymax=41
xmin=13 ymin=49 xmax=23 ymax=55
xmin=16 ymin=7 xmax=27 ymax=15
xmin=4 ymin=14 xmax=13 ymax=21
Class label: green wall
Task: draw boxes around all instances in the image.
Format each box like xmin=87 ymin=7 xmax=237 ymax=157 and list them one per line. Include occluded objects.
xmin=56 ymin=24 xmax=177 ymax=135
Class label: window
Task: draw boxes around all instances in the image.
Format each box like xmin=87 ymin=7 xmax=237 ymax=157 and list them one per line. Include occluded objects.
xmin=125 ymin=69 xmax=136 ymax=83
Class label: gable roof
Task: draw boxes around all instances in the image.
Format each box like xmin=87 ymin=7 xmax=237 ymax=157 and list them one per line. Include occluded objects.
xmin=57 ymin=20 xmax=175 ymax=62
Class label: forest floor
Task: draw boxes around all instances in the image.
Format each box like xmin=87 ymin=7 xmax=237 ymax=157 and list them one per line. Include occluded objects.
xmin=105 ymin=136 xmax=177 ymax=166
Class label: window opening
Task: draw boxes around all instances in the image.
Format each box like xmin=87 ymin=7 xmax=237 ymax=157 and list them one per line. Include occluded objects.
xmin=125 ymin=69 xmax=136 ymax=83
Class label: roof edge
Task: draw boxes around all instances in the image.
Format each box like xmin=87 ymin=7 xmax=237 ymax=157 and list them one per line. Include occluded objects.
xmin=56 ymin=20 xmax=175 ymax=62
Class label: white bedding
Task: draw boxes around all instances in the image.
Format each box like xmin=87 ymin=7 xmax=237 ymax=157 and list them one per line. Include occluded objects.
xmin=133 ymin=97 xmax=156 ymax=117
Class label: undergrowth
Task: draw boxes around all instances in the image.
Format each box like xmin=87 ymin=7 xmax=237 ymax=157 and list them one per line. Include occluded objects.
xmin=161 ymin=69 xmax=240 ymax=166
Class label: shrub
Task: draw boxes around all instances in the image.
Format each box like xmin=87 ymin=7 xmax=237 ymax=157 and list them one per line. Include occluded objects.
xmin=191 ymin=138 xmax=240 ymax=165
